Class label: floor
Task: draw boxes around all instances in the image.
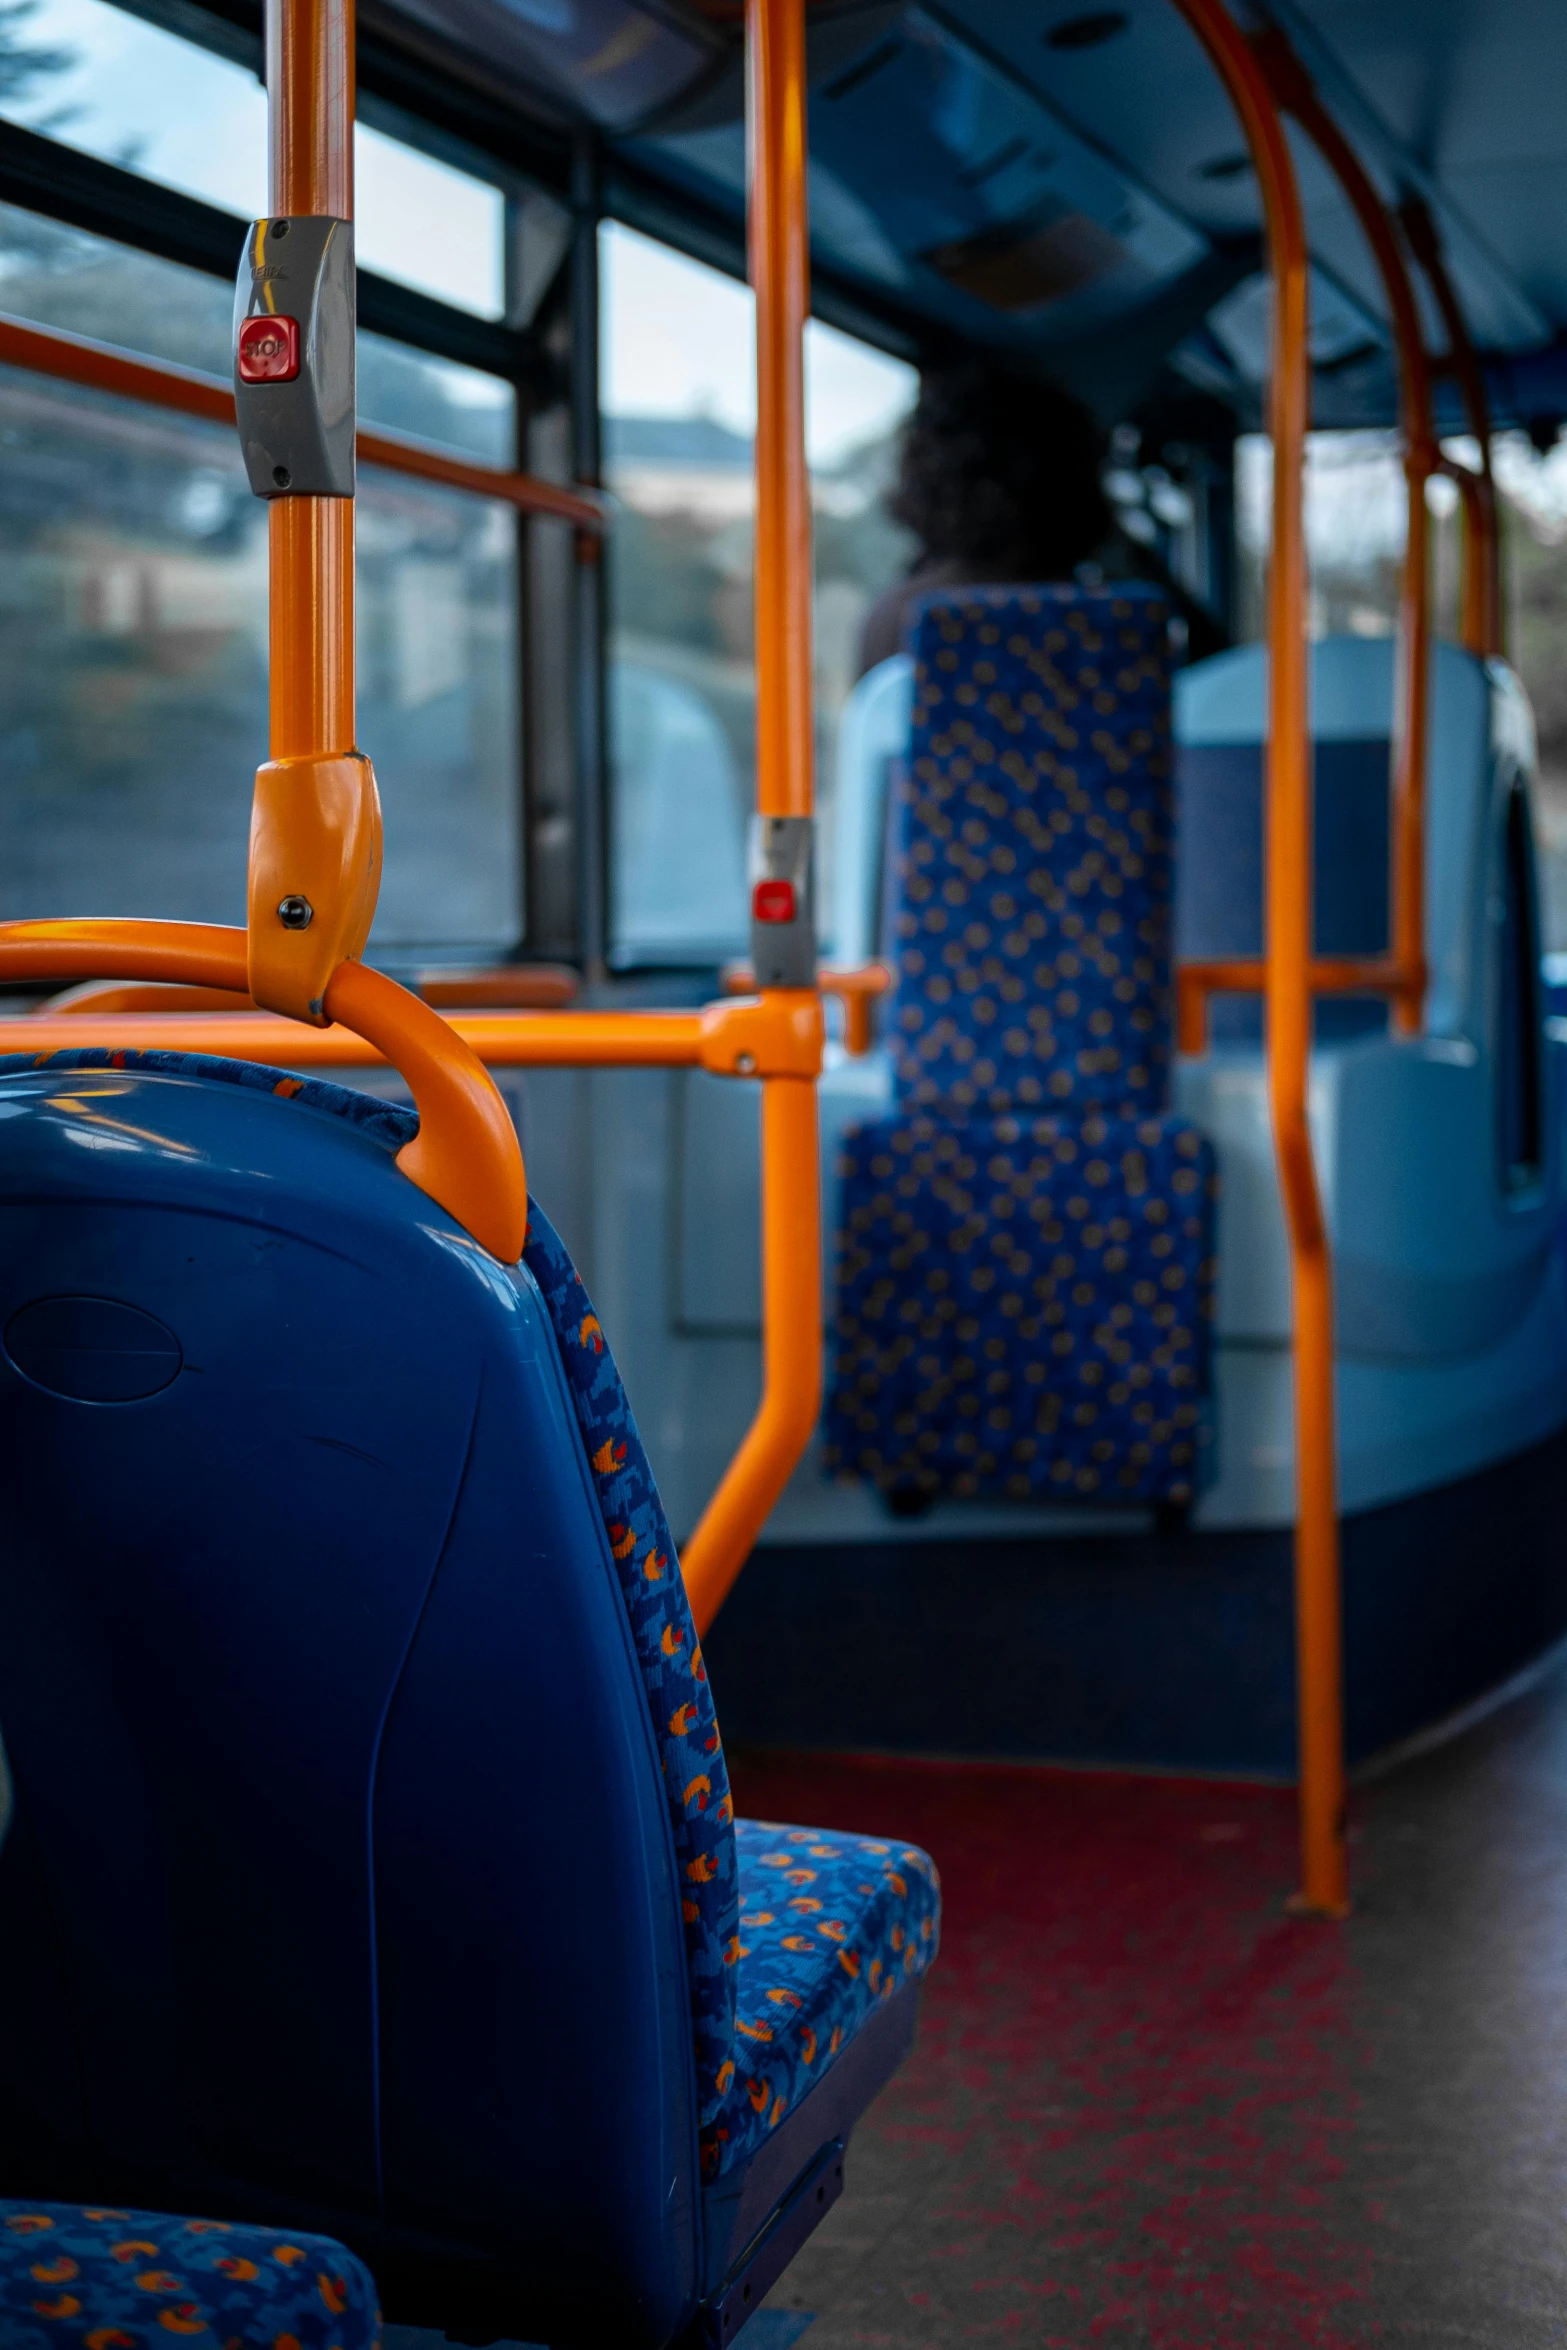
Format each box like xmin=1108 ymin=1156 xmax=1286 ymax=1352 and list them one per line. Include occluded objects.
xmin=730 ymin=1660 xmax=1567 ymax=2348
xmin=388 ymin=1660 xmax=1567 ymax=2348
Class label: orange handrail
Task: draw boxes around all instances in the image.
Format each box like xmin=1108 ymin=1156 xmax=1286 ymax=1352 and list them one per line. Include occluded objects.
xmin=5 ymin=993 xmax=822 ymax=1076
xmin=0 ymin=313 xmax=607 ymax=529
xmin=0 ymin=920 xmax=527 ymax=1259
xmin=1399 ymin=195 xmax=1501 ymax=658
xmin=1177 ymin=957 xmax=1409 ymax=1058
xmin=1252 ymin=30 xmax=1428 ymax=1039
xmin=676 ymin=0 xmax=822 ymax=1635
xmin=1170 ymin=0 xmax=1347 ymax=1915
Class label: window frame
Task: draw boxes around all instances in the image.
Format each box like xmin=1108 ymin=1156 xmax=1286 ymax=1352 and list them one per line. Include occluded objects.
xmin=0 ymin=0 xmax=590 ymax=965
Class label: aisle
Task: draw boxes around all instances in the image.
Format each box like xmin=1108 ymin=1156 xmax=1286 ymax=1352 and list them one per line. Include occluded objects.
xmin=731 ymin=1659 xmax=1567 ymax=2347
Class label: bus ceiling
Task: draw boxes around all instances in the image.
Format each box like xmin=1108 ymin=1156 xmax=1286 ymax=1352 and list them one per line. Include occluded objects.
xmin=260 ymin=0 xmax=1567 ymax=440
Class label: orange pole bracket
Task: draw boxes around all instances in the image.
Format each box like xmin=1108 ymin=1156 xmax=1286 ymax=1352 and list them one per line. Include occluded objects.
xmin=723 ymin=959 xmax=892 ymax=1055
xmin=1170 ymin=0 xmax=1348 ymax=1916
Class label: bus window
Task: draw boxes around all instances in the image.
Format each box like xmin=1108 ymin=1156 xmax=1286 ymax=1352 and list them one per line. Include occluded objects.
xmin=0 ymin=209 xmax=521 ymax=959
xmin=601 ymin=221 xmax=914 ymax=968
xmin=0 ymin=0 xmax=506 ymax=317
xmin=1497 ymin=779 xmax=1544 ymax=1191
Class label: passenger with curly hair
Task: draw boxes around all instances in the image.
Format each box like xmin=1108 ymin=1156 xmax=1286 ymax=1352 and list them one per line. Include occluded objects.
xmin=857 ymin=361 xmax=1222 ymax=674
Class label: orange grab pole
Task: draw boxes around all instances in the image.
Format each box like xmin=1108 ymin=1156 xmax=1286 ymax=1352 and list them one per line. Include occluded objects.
xmin=1399 ymin=195 xmax=1501 ymax=658
xmin=747 ymin=0 xmax=813 ymax=829
xmin=267 ymin=0 xmax=354 ymax=768
xmin=677 ymin=0 xmax=823 ymax=1637
xmin=1253 ymin=31 xmax=1428 ymax=1038
xmin=1170 ymin=0 xmax=1347 ymax=1915
xmin=1438 ymin=456 xmax=1495 ymax=659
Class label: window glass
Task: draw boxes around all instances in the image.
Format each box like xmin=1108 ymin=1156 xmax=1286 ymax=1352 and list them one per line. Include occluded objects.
xmin=0 ymin=203 xmax=515 ymax=462
xmin=601 ymin=220 xmax=916 ymax=967
xmin=0 ymin=0 xmax=506 ymax=316
xmin=1235 ymin=429 xmax=1406 ymax=643
xmin=1497 ymin=782 xmax=1543 ymax=1189
xmin=1498 ymin=430 xmax=1567 ymax=953
xmin=0 ymin=365 xmax=520 ymax=959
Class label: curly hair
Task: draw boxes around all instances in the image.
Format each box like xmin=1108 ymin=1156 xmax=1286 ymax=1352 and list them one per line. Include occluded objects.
xmin=888 ymin=362 xmax=1112 ymax=573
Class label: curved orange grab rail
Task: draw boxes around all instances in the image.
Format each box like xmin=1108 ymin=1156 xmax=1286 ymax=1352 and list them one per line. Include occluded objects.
xmin=1252 ymin=29 xmax=1429 ymax=1039
xmin=0 ymin=920 xmax=527 ymax=1262
xmin=0 ymin=315 xmax=607 ymax=531
xmin=684 ymin=1075 xmax=822 ymax=1615
xmin=1170 ymin=0 xmax=1347 ymax=1916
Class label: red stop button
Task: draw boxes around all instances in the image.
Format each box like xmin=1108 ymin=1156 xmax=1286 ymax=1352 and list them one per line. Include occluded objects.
xmin=753 ymin=878 xmax=798 ymax=923
xmin=238 ymin=314 xmax=300 ymax=383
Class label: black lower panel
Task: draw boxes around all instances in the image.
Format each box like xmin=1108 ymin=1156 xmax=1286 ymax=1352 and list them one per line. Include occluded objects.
xmin=706 ymin=1421 xmax=1567 ymax=1774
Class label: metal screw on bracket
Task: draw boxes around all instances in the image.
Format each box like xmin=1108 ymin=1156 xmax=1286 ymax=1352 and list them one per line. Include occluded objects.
xmin=277 ymin=895 xmax=314 ymax=929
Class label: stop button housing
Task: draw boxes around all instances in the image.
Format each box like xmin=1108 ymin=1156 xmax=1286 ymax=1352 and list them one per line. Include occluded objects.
xmin=233 ymin=215 xmax=354 ymax=498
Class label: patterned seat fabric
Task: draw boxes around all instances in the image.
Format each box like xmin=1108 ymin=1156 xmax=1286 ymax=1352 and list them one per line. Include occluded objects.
xmin=827 ymin=586 xmax=1216 ymax=1506
xmin=0 ymin=2200 xmax=379 ymax=2349
xmin=524 ymin=1217 xmax=942 ymax=2177
xmin=827 ymin=1108 xmax=1215 ymax=1503
xmin=707 ymin=1823 xmax=940 ymax=2180
xmin=2 ymin=1050 xmax=939 ymax=2187
xmin=709 ymin=1823 xmax=944 ymax=2171
xmin=887 ymin=584 xmax=1174 ymax=1118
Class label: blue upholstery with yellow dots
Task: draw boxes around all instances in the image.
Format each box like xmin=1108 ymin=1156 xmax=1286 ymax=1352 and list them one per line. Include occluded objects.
xmin=828 ymin=1109 xmax=1214 ymax=1503
xmin=886 ymin=583 xmax=1174 ymax=1117
xmin=0 ymin=2200 xmax=380 ymax=2350
xmin=0 ymin=1046 xmax=938 ymax=2337
xmin=826 ymin=586 xmax=1216 ymax=1507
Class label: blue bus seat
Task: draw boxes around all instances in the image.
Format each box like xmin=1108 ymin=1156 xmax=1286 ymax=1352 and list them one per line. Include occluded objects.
xmin=825 ymin=585 xmax=1217 ymax=1509
xmin=0 ymin=2199 xmax=379 ymax=2349
xmin=0 ymin=1047 xmax=939 ymax=2350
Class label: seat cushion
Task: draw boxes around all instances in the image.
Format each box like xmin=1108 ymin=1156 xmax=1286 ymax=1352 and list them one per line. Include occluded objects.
xmin=702 ymin=1821 xmax=941 ymax=2179
xmin=887 ymin=584 xmax=1174 ymax=1117
xmin=826 ymin=1107 xmax=1216 ymax=1505
xmin=0 ymin=2200 xmax=378 ymax=2348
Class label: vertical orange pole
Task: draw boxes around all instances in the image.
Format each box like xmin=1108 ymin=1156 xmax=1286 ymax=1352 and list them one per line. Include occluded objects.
xmin=747 ymin=0 xmax=813 ymax=825
xmin=1253 ymin=30 xmax=1430 ymax=1036
xmin=680 ymin=0 xmax=822 ymax=1634
xmin=1400 ymin=196 xmax=1501 ymax=659
xmin=1172 ymin=0 xmax=1348 ymax=1915
xmin=267 ymin=0 xmax=355 ymax=764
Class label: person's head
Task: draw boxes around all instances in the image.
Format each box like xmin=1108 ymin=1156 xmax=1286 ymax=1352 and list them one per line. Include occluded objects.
xmin=888 ymin=362 xmax=1111 ymax=578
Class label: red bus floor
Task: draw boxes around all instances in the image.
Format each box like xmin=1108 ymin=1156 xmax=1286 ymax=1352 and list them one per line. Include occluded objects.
xmin=729 ymin=1652 xmax=1567 ymax=2347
